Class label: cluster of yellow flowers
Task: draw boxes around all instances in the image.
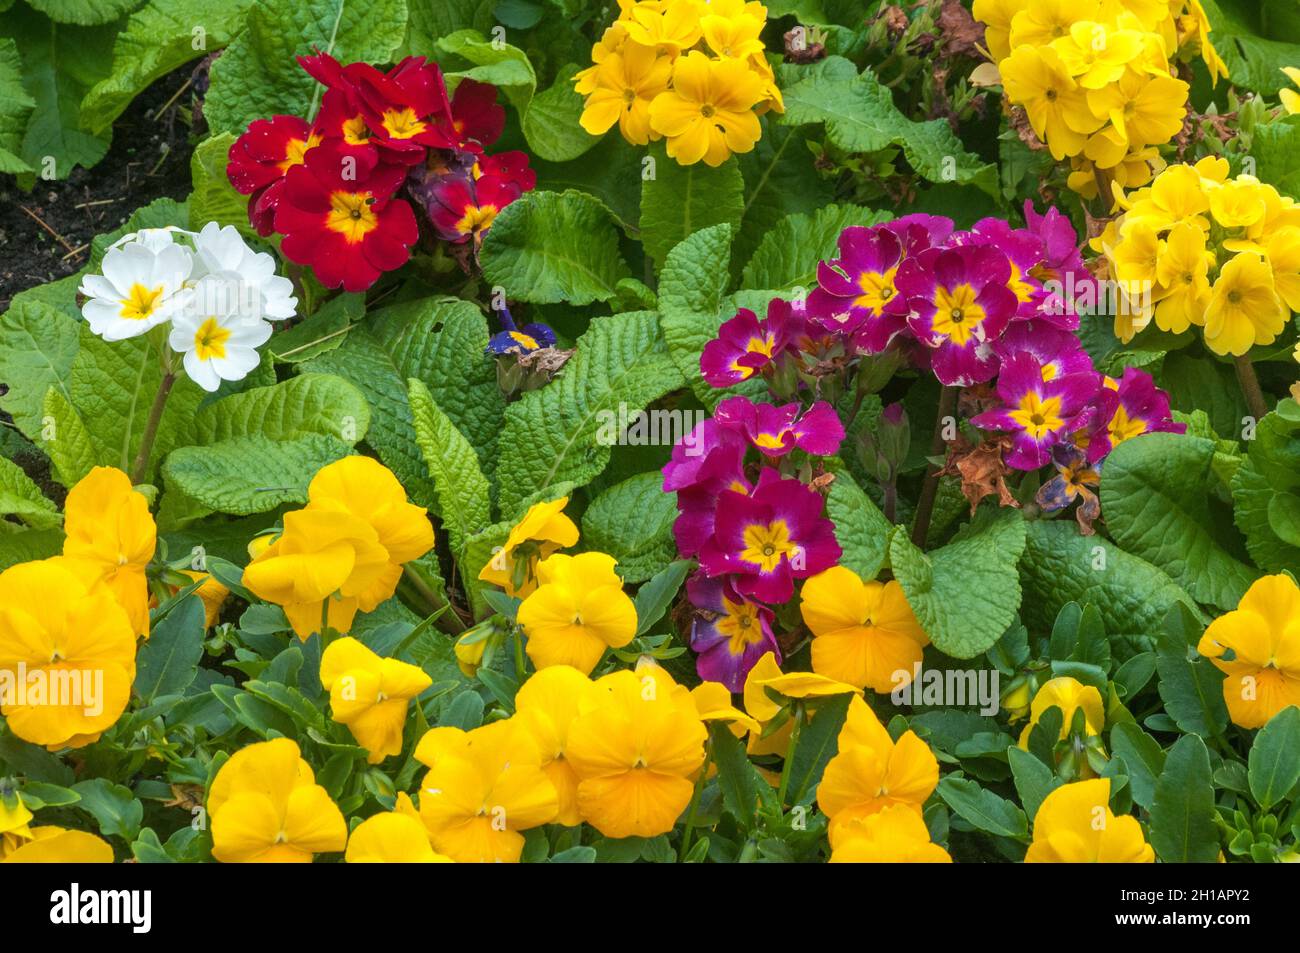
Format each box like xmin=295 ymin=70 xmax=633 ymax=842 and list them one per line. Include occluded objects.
xmin=1095 ymin=157 xmax=1300 ymax=354
xmin=976 ymin=0 xmax=1225 ymax=197
xmin=243 ymin=456 xmax=435 ymax=640
xmin=573 ymin=0 xmax=782 ymax=166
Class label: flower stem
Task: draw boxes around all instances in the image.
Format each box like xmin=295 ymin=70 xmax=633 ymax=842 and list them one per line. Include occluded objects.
xmin=130 ymin=369 xmax=176 ymax=485
xmin=776 ymin=701 xmax=804 ymax=809
xmin=910 ymin=384 xmax=958 ymax=549
xmin=678 ymin=738 xmax=714 ymax=862
xmin=1233 ymin=354 xmax=1269 ymax=421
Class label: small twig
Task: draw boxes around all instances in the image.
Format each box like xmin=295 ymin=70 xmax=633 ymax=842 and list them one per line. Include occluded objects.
xmin=60 ymin=244 xmax=88 ymax=262
xmin=149 ymin=77 xmax=193 ymax=122
xmin=19 ymin=205 xmax=76 ymax=255
xmin=74 ymin=199 xmax=117 ymax=210
xmin=147 ymin=143 xmax=172 ymax=177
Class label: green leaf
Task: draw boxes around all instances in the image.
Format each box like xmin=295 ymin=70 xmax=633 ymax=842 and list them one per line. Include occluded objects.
xmin=402 ymin=0 xmax=493 ymax=58
xmin=0 ymin=38 xmax=34 ymax=173
xmin=204 ymin=0 xmax=408 ymax=135
xmin=521 ymin=63 xmax=599 ymax=162
xmin=1100 ymin=433 xmax=1257 ymax=611
xmin=937 ymin=776 xmax=1029 ymax=839
xmin=779 ymin=56 xmax=998 ymax=197
xmin=825 ymin=472 xmax=892 ymax=581
xmin=581 ymin=472 xmax=678 ymax=583
xmin=1199 ymin=0 xmax=1300 ymax=96
xmin=711 ymin=722 xmax=762 ymax=830
xmin=0 ymin=456 xmax=60 ymax=529
xmin=1019 ymin=521 xmax=1204 ymax=661
xmin=888 ymin=507 xmax=1027 ymax=659
xmin=1109 ymin=722 xmax=1166 ymax=811
xmin=632 ymin=559 xmax=691 ymax=637
xmin=188 ymin=132 xmax=253 ymax=237
xmin=1150 ymin=734 xmax=1218 ymax=863
xmin=0 ymin=527 xmax=64 ymax=572
xmin=71 ymin=778 xmax=144 ymax=841
xmin=407 ymin=378 xmax=492 ymax=568
xmin=657 ymin=223 xmax=735 ymax=406
xmin=190 ymin=372 xmax=370 ymax=445
xmin=0 ymin=298 xmax=79 ymax=439
xmin=162 ymin=433 xmax=353 ymax=515
xmin=269 ymin=293 xmax=363 ymax=364
xmin=786 ymin=694 xmax=851 ymax=806
xmin=79 ymin=0 xmax=252 ymax=135
xmin=741 ymin=204 xmax=890 ymax=294
xmin=494 ymin=310 xmax=684 ymax=518
xmin=639 ymin=147 xmax=744 ymax=266
xmin=438 ymin=28 xmax=536 ymax=110
xmin=134 ymin=595 xmax=206 ymax=703
xmin=40 ymin=385 xmax=98 ymax=488
xmin=480 ymin=189 xmax=631 ymax=306
xmin=1156 ymin=650 xmax=1228 ymax=741
xmin=1232 ymin=408 xmax=1300 ymax=572
xmin=24 ymin=0 xmax=142 ymax=25
xmin=1006 ymin=746 xmax=1057 ymax=822
xmin=1248 ymin=706 xmax=1300 ymax=810
xmin=1267 ymin=492 xmax=1300 ymax=547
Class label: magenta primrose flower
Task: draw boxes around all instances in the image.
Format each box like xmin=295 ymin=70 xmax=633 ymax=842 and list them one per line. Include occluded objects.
xmin=972 ymin=352 xmax=1099 ymax=470
xmin=700 ymin=299 xmax=803 ymax=388
xmin=1080 ymin=367 xmax=1185 ymax=463
xmin=698 ymin=467 xmax=840 ymax=604
xmin=994 ymin=321 xmax=1096 ymax=382
xmin=806 ymin=224 xmax=910 ymax=352
xmin=713 ymin=395 xmax=845 ymax=458
xmin=686 ymin=574 xmax=781 ymax=691
xmin=897 ymin=244 xmax=1019 ymax=386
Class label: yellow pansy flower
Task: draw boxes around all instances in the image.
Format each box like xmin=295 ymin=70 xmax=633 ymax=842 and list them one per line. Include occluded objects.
xmin=319 ymin=636 xmax=432 ymax=763
xmin=208 ymin=738 xmax=348 ymax=863
xmin=829 ymin=803 xmax=952 ymax=863
xmin=0 ymin=826 xmax=114 ymax=863
xmin=60 ymin=466 xmax=156 ymax=638
xmin=800 ymin=566 xmax=929 ymax=693
xmin=648 ymin=51 xmax=765 ymax=166
xmin=477 ymin=496 xmax=579 ymax=597
xmin=1198 ymin=574 xmax=1300 ymax=729
xmin=1025 ymin=778 xmax=1154 ymax=862
xmin=0 ymin=791 xmax=33 ymax=859
xmin=178 ymin=570 xmax=230 ymax=629
xmin=516 ymin=552 xmax=637 ymax=674
xmin=513 ymin=664 xmax=597 ymax=826
xmin=741 ymin=650 xmax=794 ymax=756
xmin=1018 ymin=675 xmax=1105 ymax=745
xmin=690 ymin=679 xmax=761 ymax=734
xmin=0 ymin=558 xmax=136 ymax=750
xmin=1203 ymin=252 xmax=1288 ymax=357
xmin=345 ymin=796 xmax=452 ymax=863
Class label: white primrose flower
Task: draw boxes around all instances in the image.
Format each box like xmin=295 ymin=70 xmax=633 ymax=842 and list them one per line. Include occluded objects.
xmin=189 ymin=222 xmax=298 ymax=321
xmin=79 ymin=238 xmax=194 ymax=342
xmin=169 ymin=276 xmax=273 ymax=392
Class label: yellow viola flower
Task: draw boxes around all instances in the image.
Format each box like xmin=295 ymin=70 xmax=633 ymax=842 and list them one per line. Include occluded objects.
xmin=208 ymin=738 xmax=348 ymax=863
xmin=60 ymin=466 xmax=156 ymax=638
xmin=577 ymin=40 xmax=673 ymax=145
xmin=513 ymin=664 xmax=597 ymax=826
xmin=1050 ymin=22 xmax=1144 ymax=89
xmin=1153 ymin=220 xmax=1213 ymax=333
xmin=800 ymin=566 xmax=929 ymax=693
xmin=0 ymin=790 xmax=33 ymax=858
xmin=516 ymin=552 xmax=637 ymax=674
xmin=622 ymin=0 xmax=703 ymax=54
xmin=0 ymin=826 xmax=114 ymax=863
xmin=690 ymin=679 xmax=761 ymax=734
xmin=751 ymin=668 xmax=861 ymax=702
xmin=829 ymin=803 xmax=952 ymax=863
xmin=1025 ymin=778 xmax=1154 ymax=862
xmin=307 ymin=456 xmax=435 ymax=567
xmin=242 ymin=507 xmax=392 ymax=640
xmin=416 ymin=719 xmax=558 ymax=862
xmin=818 ymin=696 xmax=939 ymax=840
xmin=0 ymin=558 xmax=136 ymax=750
xmin=477 ymin=496 xmax=579 ymax=598
xmin=1000 ymin=45 xmax=1104 ymax=161
xmin=566 ymin=668 xmax=707 ymax=838
xmin=742 ymin=650 xmax=793 ymax=756
xmin=319 ymin=636 xmax=432 ymax=763
xmin=346 ymin=796 xmax=452 ymax=863
xmin=1197 ymin=574 xmax=1300 ymax=729
xmin=1263 ymin=226 xmax=1300 ymax=314
xmin=179 ymin=570 xmax=230 ymax=629
xmin=648 ymin=51 xmax=765 ymax=166
xmin=1016 ymin=676 xmax=1105 ymax=777
xmin=1282 ymin=66 xmax=1300 ymax=114
xmin=972 ymin=0 xmax=1030 ymax=63
xmin=1203 ymin=252 xmax=1288 ymax=357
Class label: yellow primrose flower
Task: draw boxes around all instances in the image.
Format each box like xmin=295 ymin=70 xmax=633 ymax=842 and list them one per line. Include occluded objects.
xmin=1108 ymin=219 xmax=1161 ymax=287
xmin=1050 ymin=22 xmax=1145 ymax=89
xmin=516 ymin=552 xmax=637 ymax=674
xmin=513 ymin=665 xmax=597 ymax=826
xmin=0 ymin=558 xmax=136 ymax=751
xmin=1138 ymin=162 xmax=1211 ymax=232
xmin=1197 ymin=574 xmax=1300 ymax=729
xmin=477 ymin=496 xmax=579 ymax=598
xmin=972 ymin=0 xmax=1030 ymax=63
xmin=1282 ymin=67 xmax=1300 ymax=114
xmin=1025 ymin=778 xmax=1154 ymax=862
xmin=178 ymin=570 xmax=230 ymax=629
xmin=1263 ymin=226 xmax=1300 ymax=314
xmin=1016 ymin=676 xmax=1105 ymax=767
xmin=1203 ymin=252 xmax=1288 ymax=357
xmin=829 ymin=803 xmax=952 ymax=863
xmin=60 ymin=466 xmax=156 ymax=638
xmin=416 ymin=719 xmax=558 ymax=862
xmin=1000 ymin=45 xmax=1104 ymax=161
xmin=800 ymin=566 xmax=929 ymax=693
xmin=818 ymin=696 xmax=939 ymax=841
xmin=622 ymin=0 xmax=703 ymax=54
xmin=566 ymin=668 xmax=707 ymax=838
xmin=1007 ymin=0 xmax=1099 ymax=50
xmin=648 ymin=51 xmax=765 ymax=166
xmin=1086 ymin=69 xmax=1188 ymax=152
xmin=208 ymin=738 xmax=348 ymax=863
xmin=699 ymin=0 xmax=766 ymax=61
xmin=345 ymin=796 xmax=452 ymax=863
xmin=319 ymin=636 xmax=432 ymax=763
xmin=1207 ymin=177 xmax=1269 ymax=230
xmin=0 ymin=826 xmax=114 ymax=863
xmin=1153 ymin=220 xmax=1213 ymax=333
xmin=577 ymin=41 xmax=673 ymax=145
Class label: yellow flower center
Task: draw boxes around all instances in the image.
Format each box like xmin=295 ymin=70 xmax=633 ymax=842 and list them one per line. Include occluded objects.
xmin=455 ymin=204 xmax=499 ymax=236
xmin=119 ymin=283 xmax=165 ymax=321
xmin=718 ymin=598 xmax=765 ymax=654
xmin=854 ymin=267 xmax=899 ymax=312
xmin=740 ymin=520 xmax=795 ymax=573
xmin=700 ymin=103 xmax=716 ymax=118
xmin=931 ymin=284 xmax=985 ymax=346
xmin=342 ymin=115 xmax=371 ymax=145
xmin=277 ymin=133 xmax=321 ymax=173
xmin=1108 ymin=404 xmax=1147 ymax=446
xmin=381 ymin=107 xmax=427 ymax=140
xmin=1009 ymin=391 xmax=1064 ymax=441
xmin=192 ymin=317 xmax=231 ymax=362
xmin=325 ymin=191 xmax=379 ymax=244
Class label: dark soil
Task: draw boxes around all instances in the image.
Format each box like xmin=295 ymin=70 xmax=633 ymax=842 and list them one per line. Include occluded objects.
xmin=0 ymin=62 xmax=203 ymax=310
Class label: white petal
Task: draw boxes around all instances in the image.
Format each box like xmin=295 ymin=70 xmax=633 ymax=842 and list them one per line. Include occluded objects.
xmin=183 ymin=351 xmax=222 ymax=392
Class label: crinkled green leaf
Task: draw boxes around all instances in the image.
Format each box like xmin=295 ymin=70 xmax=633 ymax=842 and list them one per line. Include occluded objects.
xmin=269 ymin=293 xmax=362 ymax=364
xmin=0 ymin=527 xmax=63 ymax=571
xmin=0 ymin=38 xmax=34 ymax=173
xmin=25 ymin=0 xmax=142 ymax=25
xmin=1232 ymin=405 xmax=1300 ymax=572
xmin=657 ymin=223 xmax=733 ymax=405
xmin=0 ymin=455 xmax=59 ymax=529
xmin=494 ymin=310 xmax=684 ymax=519
xmin=741 ymin=203 xmax=890 ymax=294
xmin=522 ymin=63 xmax=599 ymax=162
xmin=188 ymin=132 xmax=254 ymax=237
xmin=402 ymin=0 xmax=494 ymax=58
xmin=826 ymin=471 xmax=892 ymax=582
xmin=581 ymin=472 xmax=677 ymax=583
xmin=480 ymin=189 xmax=631 ymax=305
xmin=189 ymin=372 xmax=370 ymax=446
xmin=438 ymin=28 xmax=536 ymax=110
xmin=0 ymin=297 xmax=79 ymax=438
xmin=640 ymin=146 xmax=744 ymax=266
xmin=39 ymin=386 xmax=96 ymax=488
